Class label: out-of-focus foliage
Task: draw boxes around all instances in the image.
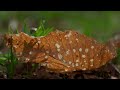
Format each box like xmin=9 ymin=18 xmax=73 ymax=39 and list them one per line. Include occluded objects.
xmin=0 ymin=11 xmax=120 ymax=42
xmin=113 ymin=48 xmax=120 ymax=64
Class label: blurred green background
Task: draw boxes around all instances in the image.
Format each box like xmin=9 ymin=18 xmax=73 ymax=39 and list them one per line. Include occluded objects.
xmin=0 ymin=11 xmax=120 ymax=42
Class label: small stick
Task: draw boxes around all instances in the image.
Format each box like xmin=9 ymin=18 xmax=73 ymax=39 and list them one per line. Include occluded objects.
xmin=109 ymin=62 xmax=120 ymax=74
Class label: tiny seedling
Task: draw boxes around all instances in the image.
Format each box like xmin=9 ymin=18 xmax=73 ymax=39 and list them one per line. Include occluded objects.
xmin=22 ymin=21 xmax=31 ymax=35
xmin=33 ymin=21 xmax=53 ymax=37
xmin=0 ymin=45 xmax=18 ymax=79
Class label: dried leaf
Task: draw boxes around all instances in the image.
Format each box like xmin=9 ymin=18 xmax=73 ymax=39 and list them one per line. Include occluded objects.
xmin=4 ymin=30 xmax=117 ymax=73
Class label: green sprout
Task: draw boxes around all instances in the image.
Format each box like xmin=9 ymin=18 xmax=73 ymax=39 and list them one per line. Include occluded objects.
xmin=33 ymin=20 xmax=53 ymax=37
xmin=0 ymin=43 xmax=18 ymax=79
xmin=23 ymin=21 xmax=31 ymax=35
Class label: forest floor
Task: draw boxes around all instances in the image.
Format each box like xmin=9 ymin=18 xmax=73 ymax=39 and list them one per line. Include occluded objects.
xmin=13 ymin=63 xmax=120 ymax=79
xmin=0 ymin=62 xmax=120 ymax=79
xmin=0 ymin=33 xmax=120 ymax=79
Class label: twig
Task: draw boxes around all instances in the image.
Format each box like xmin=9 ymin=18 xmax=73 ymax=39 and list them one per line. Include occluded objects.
xmin=109 ymin=62 xmax=120 ymax=74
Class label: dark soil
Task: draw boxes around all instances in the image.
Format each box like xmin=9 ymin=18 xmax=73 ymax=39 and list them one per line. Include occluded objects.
xmin=13 ymin=63 xmax=120 ymax=79
xmin=0 ymin=60 xmax=120 ymax=79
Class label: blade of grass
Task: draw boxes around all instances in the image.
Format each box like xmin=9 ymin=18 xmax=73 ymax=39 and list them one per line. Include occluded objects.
xmin=33 ymin=21 xmax=53 ymax=37
xmin=5 ymin=36 xmax=18 ymax=79
xmin=23 ymin=21 xmax=30 ymax=35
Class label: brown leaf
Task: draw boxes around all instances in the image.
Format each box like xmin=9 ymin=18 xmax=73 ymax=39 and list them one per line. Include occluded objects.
xmin=4 ymin=30 xmax=117 ymax=73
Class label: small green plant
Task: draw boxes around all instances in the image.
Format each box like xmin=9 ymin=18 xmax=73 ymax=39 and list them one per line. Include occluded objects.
xmin=23 ymin=21 xmax=31 ymax=35
xmin=33 ymin=21 xmax=53 ymax=37
xmin=0 ymin=36 xmax=18 ymax=79
xmin=0 ymin=54 xmax=8 ymax=66
xmin=6 ymin=45 xmax=18 ymax=79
